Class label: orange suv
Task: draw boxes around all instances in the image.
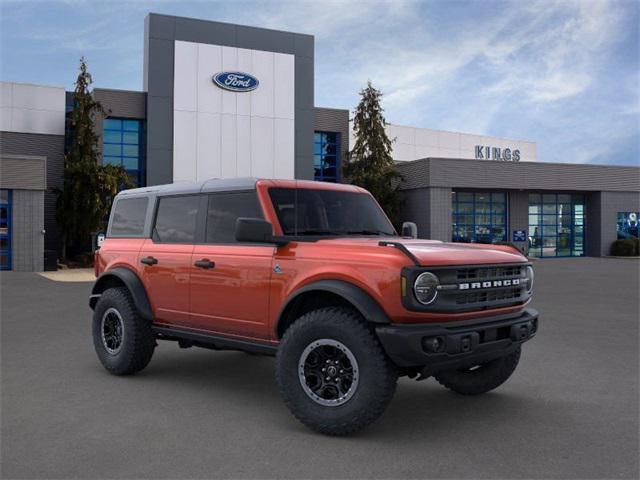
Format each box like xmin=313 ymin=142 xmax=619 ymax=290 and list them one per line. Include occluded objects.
xmin=91 ymin=178 xmax=538 ymax=435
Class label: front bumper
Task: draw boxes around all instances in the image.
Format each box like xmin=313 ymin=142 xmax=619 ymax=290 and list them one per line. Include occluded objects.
xmin=376 ymin=308 xmax=538 ymax=373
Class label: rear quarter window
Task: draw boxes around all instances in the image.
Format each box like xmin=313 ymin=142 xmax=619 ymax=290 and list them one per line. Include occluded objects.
xmin=109 ymin=197 xmax=148 ymax=237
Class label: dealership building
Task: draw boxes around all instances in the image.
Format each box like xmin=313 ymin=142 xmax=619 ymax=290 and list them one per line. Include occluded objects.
xmin=1 ymin=13 xmax=639 ymax=271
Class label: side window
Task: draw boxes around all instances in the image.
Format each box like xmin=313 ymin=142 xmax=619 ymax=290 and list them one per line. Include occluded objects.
xmin=206 ymin=192 xmax=262 ymax=244
xmin=153 ymin=195 xmax=200 ymax=244
xmin=110 ymin=197 xmax=148 ymax=237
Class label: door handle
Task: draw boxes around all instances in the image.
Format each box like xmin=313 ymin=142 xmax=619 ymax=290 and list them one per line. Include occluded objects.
xmin=140 ymin=256 xmax=158 ymax=266
xmin=194 ymin=259 xmax=215 ymax=269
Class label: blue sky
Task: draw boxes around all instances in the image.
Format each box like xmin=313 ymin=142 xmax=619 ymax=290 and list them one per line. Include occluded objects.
xmin=1 ymin=0 xmax=638 ymax=166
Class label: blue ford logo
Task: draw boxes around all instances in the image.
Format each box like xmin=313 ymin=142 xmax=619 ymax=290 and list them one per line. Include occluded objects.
xmin=212 ymin=72 xmax=259 ymax=92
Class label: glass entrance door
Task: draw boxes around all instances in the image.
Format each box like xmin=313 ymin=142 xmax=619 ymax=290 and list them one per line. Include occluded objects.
xmin=528 ymin=193 xmax=585 ymax=257
xmin=0 ymin=190 xmax=11 ymax=270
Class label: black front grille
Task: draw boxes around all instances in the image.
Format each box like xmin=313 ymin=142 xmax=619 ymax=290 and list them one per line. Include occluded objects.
xmin=447 ymin=265 xmax=527 ymax=310
xmin=402 ymin=262 xmax=532 ymax=313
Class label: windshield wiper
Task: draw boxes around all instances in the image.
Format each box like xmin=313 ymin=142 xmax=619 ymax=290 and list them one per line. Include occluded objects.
xmin=291 ymin=229 xmax=395 ymax=237
xmin=346 ymin=230 xmax=395 ymax=236
xmin=293 ymin=229 xmax=346 ymax=236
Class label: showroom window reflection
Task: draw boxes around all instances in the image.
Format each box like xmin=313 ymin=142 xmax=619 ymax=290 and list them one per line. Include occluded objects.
xmin=452 ymin=192 xmax=507 ymax=244
xmin=102 ymin=118 xmax=146 ymax=187
xmin=616 ymin=212 xmax=639 ymax=239
xmin=314 ymin=132 xmax=340 ymax=183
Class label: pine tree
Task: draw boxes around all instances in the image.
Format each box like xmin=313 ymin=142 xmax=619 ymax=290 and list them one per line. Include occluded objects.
xmin=344 ymin=81 xmax=403 ymax=225
xmin=56 ymin=57 xmax=132 ymax=261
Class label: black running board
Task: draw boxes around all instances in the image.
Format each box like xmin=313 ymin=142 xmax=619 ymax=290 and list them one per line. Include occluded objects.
xmin=152 ymin=325 xmax=278 ymax=356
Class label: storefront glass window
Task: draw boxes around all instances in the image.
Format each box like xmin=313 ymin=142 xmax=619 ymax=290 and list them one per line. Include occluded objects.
xmin=528 ymin=193 xmax=585 ymax=257
xmin=617 ymin=212 xmax=639 ymax=239
xmin=314 ymin=132 xmax=340 ymax=183
xmin=102 ymin=118 xmax=146 ymax=187
xmin=452 ymin=191 xmax=507 ymax=244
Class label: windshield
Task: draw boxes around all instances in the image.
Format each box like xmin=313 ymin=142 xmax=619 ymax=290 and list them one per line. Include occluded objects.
xmin=268 ymin=188 xmax=396 ymax=237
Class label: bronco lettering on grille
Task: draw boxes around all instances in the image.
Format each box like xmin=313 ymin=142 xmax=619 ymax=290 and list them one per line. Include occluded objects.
xmin=459 ymin=279 xmax=520 ymax=290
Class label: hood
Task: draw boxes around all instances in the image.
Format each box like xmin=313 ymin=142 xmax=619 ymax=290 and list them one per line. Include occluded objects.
xmin=399 ymin=239 xmax=526 ymax=266
xmin=314 ymin=237 xmax=527 ymax=266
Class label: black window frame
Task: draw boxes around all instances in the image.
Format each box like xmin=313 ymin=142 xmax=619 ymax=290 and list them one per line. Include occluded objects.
xmin=203 ymin=190 xmax=265 ymax=245
xmin=151 ymin=194 xmax=203 ymax=245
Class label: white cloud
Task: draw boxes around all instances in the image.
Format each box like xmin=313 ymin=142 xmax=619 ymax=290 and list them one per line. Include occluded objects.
xmin=479 ymin=0 xmax=624 ymax=104
xmin=1 ymin=0 xmax=636 ymax=165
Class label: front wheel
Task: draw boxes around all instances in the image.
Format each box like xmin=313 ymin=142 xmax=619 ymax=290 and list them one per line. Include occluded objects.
xmin=434 ymin=348 xmax=521 ymax=395
xmin=275 ymin=307 xmax=398 ymax=436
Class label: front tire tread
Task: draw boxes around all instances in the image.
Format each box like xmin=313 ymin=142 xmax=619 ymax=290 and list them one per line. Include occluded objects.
xmin=276 ymin=307 xmax=397 ymax=436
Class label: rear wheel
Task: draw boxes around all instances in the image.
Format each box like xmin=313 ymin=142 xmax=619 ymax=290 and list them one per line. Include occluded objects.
xmin=276 ymin=307 xmax=397 ymax=436
xmin=434 ymin=348 xmax=521 ymax=395
xmin=92 ymin=287 xmax=155 ymax=375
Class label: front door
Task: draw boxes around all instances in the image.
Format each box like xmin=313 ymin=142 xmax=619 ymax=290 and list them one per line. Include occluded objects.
xmin=0 ymin=190 xmax=11 ymax=271
xmin=138 ymin=194 xmax=200 ymax=326
xmin=189 ymin=191 xmax=274 ymax=340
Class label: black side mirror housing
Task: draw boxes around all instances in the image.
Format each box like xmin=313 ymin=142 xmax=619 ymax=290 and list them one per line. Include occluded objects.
xmin=401 ymin=222 xmax=418 ymax=239
xmin=235 ymin=218 xmax=288 ymax=246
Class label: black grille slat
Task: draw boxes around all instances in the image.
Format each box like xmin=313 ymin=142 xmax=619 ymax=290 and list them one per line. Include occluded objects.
xmin=456 ymin=266 xmax=522 ymax=281
xmin=456 ymin=287 xmax=522 ymax=305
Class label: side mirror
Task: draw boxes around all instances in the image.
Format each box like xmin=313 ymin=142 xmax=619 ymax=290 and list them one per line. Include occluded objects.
xmin=401 ymin=222 xmax=418 ymax=239
xmin=235 ymin=218 xmax=288 ymax=246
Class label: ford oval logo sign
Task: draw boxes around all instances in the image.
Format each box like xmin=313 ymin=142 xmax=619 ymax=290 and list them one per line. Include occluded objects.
xmin=212 ymin=72 xmax=259 ymax=92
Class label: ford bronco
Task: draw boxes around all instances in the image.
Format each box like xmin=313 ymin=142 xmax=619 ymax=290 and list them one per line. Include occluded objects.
xmin=90 ymin=178 xmax=538 ymax=435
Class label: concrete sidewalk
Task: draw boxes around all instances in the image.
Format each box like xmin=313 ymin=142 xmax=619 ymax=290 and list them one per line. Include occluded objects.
xmin=37 ymin=268 xmax=95 ymax=282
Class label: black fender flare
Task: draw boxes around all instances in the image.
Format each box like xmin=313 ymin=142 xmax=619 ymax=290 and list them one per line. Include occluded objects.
xmin=90 ymin=267 xmax=153 ymax=321
xmin=276 ymin=279 xmax=390 ymax=337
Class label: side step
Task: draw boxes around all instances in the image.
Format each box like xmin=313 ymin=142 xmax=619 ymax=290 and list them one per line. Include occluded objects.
xmin=152 ymin=325 xmax=278 ymax=356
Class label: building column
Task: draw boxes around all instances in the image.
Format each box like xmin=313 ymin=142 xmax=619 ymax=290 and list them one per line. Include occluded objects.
xmin=427 ymin=187 xmax=452 ymax=241
xmin=401 ymin=187 xmax=452 ymax=241
xmin=509 ymin=191 xmax=529 ymax=253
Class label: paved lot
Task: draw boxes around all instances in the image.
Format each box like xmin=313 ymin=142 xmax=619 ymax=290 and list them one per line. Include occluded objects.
xmin=1 ymin=258 xmax=639 ymax=479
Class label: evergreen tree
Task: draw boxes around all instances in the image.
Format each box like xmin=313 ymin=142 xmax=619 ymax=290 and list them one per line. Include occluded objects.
xmin=344 ymin=81 xmax=403 ymax=225
xmin=56 ymin=57 xmax=132 ymax=261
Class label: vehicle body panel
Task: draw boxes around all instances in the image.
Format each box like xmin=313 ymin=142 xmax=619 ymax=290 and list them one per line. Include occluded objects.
xmin=138 ymin=239 xmax=194 ymax=326
xmin=95 ymin=178 xmax=532 ymax=344
xmin=189 ymin=244 xmax=274 ymax=339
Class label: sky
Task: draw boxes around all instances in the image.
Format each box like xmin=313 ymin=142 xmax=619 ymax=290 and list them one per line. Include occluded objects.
xmin=1 ymin=0 xmax=638 ymax=166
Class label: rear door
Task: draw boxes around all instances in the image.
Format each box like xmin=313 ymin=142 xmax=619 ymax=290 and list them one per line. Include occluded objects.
xmin=189 ymin=191 xmax=274 ymax=340
xmin=138 ymin=194 xmax=200 ymax=326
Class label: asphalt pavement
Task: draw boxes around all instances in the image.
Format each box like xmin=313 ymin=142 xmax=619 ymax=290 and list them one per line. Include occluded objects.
xmin=1 ymin=258 xmax=638 ymax=479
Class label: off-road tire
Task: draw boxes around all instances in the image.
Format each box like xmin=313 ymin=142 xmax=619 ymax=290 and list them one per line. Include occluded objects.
xmin=434 ymin=347 xmax=521 ymax=395
xmin=92 ymin=287 xmax=155 ymax=375
xmin=276 ymin=307 xmax=398 ymax=436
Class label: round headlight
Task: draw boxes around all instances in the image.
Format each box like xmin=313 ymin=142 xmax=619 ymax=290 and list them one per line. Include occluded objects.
xmin=525 ymin=266 xmax=534 ymax=293
xmin=414 ymin=272 xmax=440 ymax=305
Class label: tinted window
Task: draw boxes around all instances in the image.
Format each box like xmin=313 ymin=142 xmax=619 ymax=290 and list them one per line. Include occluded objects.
xmin=154 ymin=195 xmax=199 ymax=243
xmin=268 ymin=188 xmax=395 ymax=236
xmin=206 ymin=192 xmax=262 ymax=243
xmin=110 ymin=197 xmax=148 ymax=237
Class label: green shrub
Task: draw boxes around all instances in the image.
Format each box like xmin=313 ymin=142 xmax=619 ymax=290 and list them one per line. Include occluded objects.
xmin=610 ymin=239 xmax=637 ymax=256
